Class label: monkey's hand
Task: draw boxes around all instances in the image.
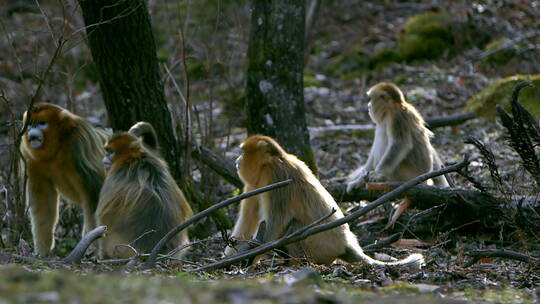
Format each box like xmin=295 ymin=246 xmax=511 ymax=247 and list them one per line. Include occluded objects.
xmin=346 ymin=170 xmax=370 ymax=193
xmin=369 ymin=170 xmax=387 ymax=182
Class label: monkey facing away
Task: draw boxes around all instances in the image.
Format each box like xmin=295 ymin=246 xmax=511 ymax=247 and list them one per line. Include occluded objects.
xmin=96 ymin=122 xmax=193 ymax=258
xmin=346 ymin=82 xmax=450 ymax=226
xmin=225 ymin=135 xmax=423 ymax=266
xmin=347 ymin=82 xmax=450 ymax=191
xmin=20 ymin=103 xmax=108 ymax=256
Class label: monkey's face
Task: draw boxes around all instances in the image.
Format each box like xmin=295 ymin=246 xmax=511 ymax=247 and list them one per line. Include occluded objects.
xmin=366 ymin=87 xmax=393 ymax=123
xmin=22 ymin=104 xmax=73 ymax=159
xmin=103 ymin=134 xmax=142 ymax=171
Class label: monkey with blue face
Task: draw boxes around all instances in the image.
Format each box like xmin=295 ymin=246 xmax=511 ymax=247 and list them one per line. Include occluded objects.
xmin=21 ymin=103 xmax=108 ymax=256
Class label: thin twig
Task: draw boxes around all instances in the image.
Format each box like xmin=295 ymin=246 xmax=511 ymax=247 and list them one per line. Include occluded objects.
xmin=142 ymin=179 xmax=292 ymax=269
xmin=193 ymin=158 xmax=469 ymax=272
xmin=363 ymin=233 xmax=402 ymax=251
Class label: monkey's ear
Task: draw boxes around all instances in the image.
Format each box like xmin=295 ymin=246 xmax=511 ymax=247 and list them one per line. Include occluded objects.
xmin=257 ymin=139 xmax=280 ymax=156
xmin=256 ymin=140 xmax=269 ymax=151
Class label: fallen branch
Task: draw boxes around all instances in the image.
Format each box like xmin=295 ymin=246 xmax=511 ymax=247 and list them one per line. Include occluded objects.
xmin=191 ymin=145 xmax=242 ymax=188
xmin=309 ymin=112 xmax=476 ymax=136
xmin=463 ymin=248 xmax=540 ymax=267
xmin=63 ymin=225 xmax=107 ymax=264
xmin=330 ymin=181 xmax=504 ymax=232
xmin=142 ymin=179 xmax=292 ymax=269
xmin=192 ymin=158 xmax=469 ymax=272
xmin=424 ymin=112 xmax=476 ymax=129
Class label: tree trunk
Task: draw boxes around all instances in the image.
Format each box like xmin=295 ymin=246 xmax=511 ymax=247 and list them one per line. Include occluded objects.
xmin=245 ymin=0 xmax=317 ymax=173
xmin=78 ymin=0 xmax=231 ymax=231
xmin=78 ymin=0 xmax=179 ymax=176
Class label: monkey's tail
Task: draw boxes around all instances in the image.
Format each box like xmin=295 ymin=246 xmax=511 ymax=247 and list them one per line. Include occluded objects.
xmin=128 ymin=121 xmax=159 ymax=150
xmin=432 ymin=150 xmax=453 ymax=187
xmin=341 ymin=246 xmax=425 ymax=268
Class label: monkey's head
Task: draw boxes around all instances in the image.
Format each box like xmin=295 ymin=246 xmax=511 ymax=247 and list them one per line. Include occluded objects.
xmin=366 ymin=82 xmax=405 ymax=123
xmin=103 ymin=133 xmax=143 ymax=171
xmin=236 ymin=135 xmax=287 ymax=184
xmin=22 ymin=103 xmax=76 ymax=159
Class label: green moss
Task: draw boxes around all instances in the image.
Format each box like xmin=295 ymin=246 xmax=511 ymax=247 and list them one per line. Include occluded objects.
xmin=398 ymin=12 xmax=453 ymax=61
xmin=300 ymin=145 xmax=318 ymax=176
xmin=368 ymin=48 xmax=402 ymax=70
xmin=187 ymin=60 xmax=208 ymax=81
xmin=481 ymin=38 xmax=516 ymax=66
xmin=304 ymin=73 xmax=322 ymax=87
xmin=381 ymin=282 xmax=420 ymax=293
xmin=323 ymin=48 xmax=368 ymax=77
xmin=339 ymin=70 xmax=366 ymax=83
xmin=465 ymin=74 xmax=540 ymax=118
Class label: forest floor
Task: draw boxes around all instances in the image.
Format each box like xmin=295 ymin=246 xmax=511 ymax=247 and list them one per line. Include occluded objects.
xmin=1 ymin=0 xmax=539 ymax=303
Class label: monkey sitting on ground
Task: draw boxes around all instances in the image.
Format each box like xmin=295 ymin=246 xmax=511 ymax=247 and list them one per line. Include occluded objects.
xmin=225 ymin=135 xmax=423 ymax=266
xmin=346 ymin=82 xmax=450 ymax=227
xmin=20 ymin=103 xmax=108 ymax=256
xmin=96 ymin=122 xmax=193 ymax=258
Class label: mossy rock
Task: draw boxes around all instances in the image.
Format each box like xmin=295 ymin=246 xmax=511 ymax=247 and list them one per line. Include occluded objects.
xmin=323 ymin=49 xmax=368 ymax=77
xmin=398 ymin=12 xmax=453 ymax=61
xmin=465 ymin=74 xmax=540 ymax=118
xmin=368 ymin=48 xmax=402 ymax=70
xmin=481 ymin=38 xmax=516 ymax=66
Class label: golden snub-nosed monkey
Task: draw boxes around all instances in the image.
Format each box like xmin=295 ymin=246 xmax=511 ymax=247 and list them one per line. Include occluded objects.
xmin=96 ymin=122 xmax=193 ymax=258
xmin=226 ymin=135 xmax=424 ymax=267
xmin=21 ymin=103 xmax=108 ymax=256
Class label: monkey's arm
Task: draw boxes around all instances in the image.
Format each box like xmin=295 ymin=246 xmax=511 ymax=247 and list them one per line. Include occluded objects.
xmin=374 ymin=119 xmax=413 ymax=179
xmin=363 ymin=125 xmax=386 ymax=172
xmin=224 ymin=194 xmax=261 ymax=256
xmin=26 ymin=175 xmax=60 ymax=256
xmin=346 ymin=126 xmax=386 ymax=192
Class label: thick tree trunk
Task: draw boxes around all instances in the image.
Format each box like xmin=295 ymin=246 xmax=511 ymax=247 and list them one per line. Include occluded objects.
xmin=245 ymin=0 xmax=317 ymax=173
xmin=78 ymin=0 xmax=180 ymax=177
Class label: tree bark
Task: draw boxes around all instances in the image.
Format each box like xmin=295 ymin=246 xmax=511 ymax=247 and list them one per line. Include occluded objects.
xmin=245 ymin=0 xmax=317 ymax=173
xmin=78 ymin=0 xmax=180 ymax=177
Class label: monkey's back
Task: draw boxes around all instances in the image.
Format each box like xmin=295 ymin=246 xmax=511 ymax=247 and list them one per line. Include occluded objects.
xmin=97 ymin=156 xmax=189 ymax=258
xmin=394 ymin=104 xmax=435 ymax=177
xmin=271 ymin=155 xmax=360 ymax=265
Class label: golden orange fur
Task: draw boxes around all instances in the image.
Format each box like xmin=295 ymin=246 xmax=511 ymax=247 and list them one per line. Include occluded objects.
xmin=226 ymin=135 xmax=423 ymax=266
xmin=96 ymin=123 xmax=193 ymax=258
xmin=20 ymin=103 xmax=108 ymax=256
